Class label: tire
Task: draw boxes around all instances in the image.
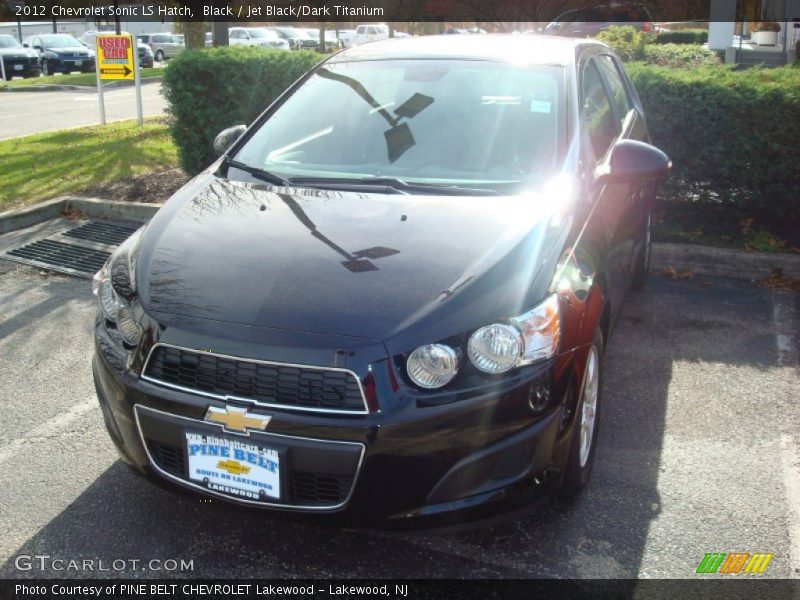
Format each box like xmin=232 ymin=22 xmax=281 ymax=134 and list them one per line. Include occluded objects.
xmin=155 ymin=50 xmax=164 ymax=62
xmin=558 ymin=327 xmax=604 ymax=500
xmin=631 ymin=210 xmax=652 ymax=290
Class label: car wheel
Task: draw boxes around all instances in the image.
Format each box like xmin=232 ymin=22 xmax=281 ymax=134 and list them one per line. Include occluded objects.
xmin=631 ymin=210 xmax=652 ymax=290
xmin=41 ymin=60 xmax=49 ymax=76
xmin=155 ymin=50 xmax=164 ymax=62
xmin=558 ymin=328 xmax=603 ymax=500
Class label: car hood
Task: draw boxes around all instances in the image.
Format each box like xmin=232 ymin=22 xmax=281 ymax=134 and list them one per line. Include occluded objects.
xmin=0 ymin=47 xmax=34 ymax=57
xmin=45 ymin=46 xmax=89 ymax=54
xmin=136 ymin=175 xmax=566 ymax=350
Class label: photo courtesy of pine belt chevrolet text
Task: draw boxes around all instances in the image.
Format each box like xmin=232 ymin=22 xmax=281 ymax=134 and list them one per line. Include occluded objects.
xmin=91 ymin=35 xmax=670 ymax=524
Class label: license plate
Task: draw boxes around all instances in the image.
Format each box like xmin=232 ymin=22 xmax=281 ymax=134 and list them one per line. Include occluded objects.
xmin=185 ymin=432 xmax=281 ymax=500
xmin=74 ymin=60 xmax=82 ymax=66
xmin=14 ymin=65 xmax=23 ymax=71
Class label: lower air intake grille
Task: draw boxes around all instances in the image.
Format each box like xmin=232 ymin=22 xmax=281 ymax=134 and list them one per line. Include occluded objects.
xmin=143 ymin=345 xmax=367 ymax=413
xmin=147 ymin=440 xmax=185 ymax=477
xmin=291 ymin=472 xmax=353 ymax=505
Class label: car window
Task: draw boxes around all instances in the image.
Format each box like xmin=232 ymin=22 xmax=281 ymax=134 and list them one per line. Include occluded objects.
xmin=356 ymin=26 xmax=366 ymax=34
xmin=582 ymin=59 xmax=619 ymax=160
xmin=235 ymin=60 xmax=565 ymax=191
xmin=596 ymin=55 xmax=631 ymax=126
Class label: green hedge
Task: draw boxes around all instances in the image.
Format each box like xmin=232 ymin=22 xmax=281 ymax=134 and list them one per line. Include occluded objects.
xmin=654 ymin=29 xmax=708 ymax=45
xmin=162 ymin=46 xmax=322 ymax=175
xmin=596 ymin=26 xmax=647 ymax=61
xmin=642 ymin=44 xmax=719 ymax=68
xmin=626 ymin=63 xmax=800 ymax=223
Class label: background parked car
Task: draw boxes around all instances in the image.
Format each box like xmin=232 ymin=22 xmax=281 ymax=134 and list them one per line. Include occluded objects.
xmin=137 ymin=33 xmax=184 ymax=62
xmin=0 ymin=34 xmax=40 ymax=79
xmin=205 ymin=32 xmax=213 ymax=48
xmin=353 ymin=23 xmax=390 ymax=45
xmin=273 ymin=27 xmax=319 ymax=50
xmin=23 ymin=34 xmax=94 ymax=75
xmin=229 ymin=28 xmax=289 ymax=50
xmin=336 ymin=29 xmax=357 ymax=48
xmin=543 ymin=3 xmax=654 ymax=37
xmin=299 ymin=28 xmax=339 ymax=51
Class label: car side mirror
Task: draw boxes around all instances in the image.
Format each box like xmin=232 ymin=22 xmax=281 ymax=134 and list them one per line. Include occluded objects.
xmin=34 ymin=45 xmax=42 ymax=50
xmin=213 ymin=124 xmax=247 ymax=157
xmin=595 ymin=139 xmax=671 ymax=185
xmin=23 ymin=43 xmax=29 ymax=48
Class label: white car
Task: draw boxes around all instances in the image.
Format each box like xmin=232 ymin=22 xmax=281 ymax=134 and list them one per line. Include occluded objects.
xmin=336 ymin=29 xmax=356 ymax=48
xmin=353 ymin=24 xmax=389 ymax=45
xmin=228 ymin=27 xmax=289 ymax=50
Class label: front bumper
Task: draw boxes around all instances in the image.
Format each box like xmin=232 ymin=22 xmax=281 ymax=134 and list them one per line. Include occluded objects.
xmin=93 ymin=316 xmax=582 ymax=523
xmin=48 ymin=57 xmax=95 ymax=72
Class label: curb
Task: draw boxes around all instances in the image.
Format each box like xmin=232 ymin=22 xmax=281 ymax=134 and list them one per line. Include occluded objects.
xmin=0 ymin=77 xmax=162 ymax=93
xmin=0 ymin=197 xmax=160 ymax=234
xmin=651 ymin=242 xmax=800 ymax=280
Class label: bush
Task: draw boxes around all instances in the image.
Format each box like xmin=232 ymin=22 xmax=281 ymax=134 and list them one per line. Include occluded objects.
xmin=654 ymin=29 xmax=708 ymax=45
xmin=643 ymin=44 xmax=719 ymax=68
xmin=162 ymin=46 xmax=322 ymax=175
xmin=625 ymin=63 xmax=800 ymax=225
xmin=596 ymin=26 xmax=647 ymax=61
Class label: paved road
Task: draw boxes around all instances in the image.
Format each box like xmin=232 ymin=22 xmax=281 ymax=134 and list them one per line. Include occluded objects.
xmin=0 ymin=81 xmax=167 ymax=140
xmin=0 ymin=220 xmax=798 ymax=579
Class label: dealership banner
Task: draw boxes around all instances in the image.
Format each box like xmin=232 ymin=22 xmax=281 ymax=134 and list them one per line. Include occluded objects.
xmin=2 ymin=579 xmax=799 ymax=600
xmin=0 ymin=0 xmax=757 ymax=24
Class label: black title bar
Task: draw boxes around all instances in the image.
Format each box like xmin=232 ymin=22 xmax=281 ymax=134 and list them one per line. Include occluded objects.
xmin=0 ymin=0 xmax=728 ymax=24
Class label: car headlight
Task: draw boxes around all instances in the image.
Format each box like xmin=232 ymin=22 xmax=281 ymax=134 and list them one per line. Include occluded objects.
xmin=406 ymin=344 xmax=460 ymax=389
xmin=467 ymin=323 xmax=521 ymax=374
xmin=96 ymin=277 xmax=122 ymax=322
xmin=468 ymin=294 xmax=561 ymax=374
xmin=510 ymin=293 xmax=561 ymax=365
xmin=92 ymin=228 xmax=145 ymax=347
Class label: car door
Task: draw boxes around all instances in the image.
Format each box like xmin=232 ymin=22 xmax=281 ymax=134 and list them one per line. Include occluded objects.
xmin=578 ymin=52 xmax=631 ymax=321
xmin=594 ymin=53 xmax=651 ymax=289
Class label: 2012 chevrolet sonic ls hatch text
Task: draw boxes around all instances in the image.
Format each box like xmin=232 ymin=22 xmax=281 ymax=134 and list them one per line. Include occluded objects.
xmin=92 ymin=35 xmax=670 ymax=523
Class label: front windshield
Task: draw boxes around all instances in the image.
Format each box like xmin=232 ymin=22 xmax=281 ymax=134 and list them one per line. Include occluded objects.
xmin=0 ymin=36 xmax=21 ymax=48
xmin=41 ymin=35 xmax=82 ymax=48
xmin=234 ymin=59 xmax=564 ymax=191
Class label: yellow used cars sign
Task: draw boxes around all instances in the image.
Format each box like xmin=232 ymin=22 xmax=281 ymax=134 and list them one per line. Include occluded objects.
xmin=95 ymin=34 xmax=134 ymax=80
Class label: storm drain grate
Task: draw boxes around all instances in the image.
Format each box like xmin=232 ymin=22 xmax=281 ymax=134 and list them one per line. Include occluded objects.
xmin=1 ymin=219 xmax=142 ymax=278
xmin=6 ymin=239 xmax=110 ymax=276
xmin=62 ymin=221 xmax=139 ymax=246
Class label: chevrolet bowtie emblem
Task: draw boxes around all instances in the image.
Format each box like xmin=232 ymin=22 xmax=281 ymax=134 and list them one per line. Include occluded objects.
xmin=204 ymin=405 xmax=271 ymax=434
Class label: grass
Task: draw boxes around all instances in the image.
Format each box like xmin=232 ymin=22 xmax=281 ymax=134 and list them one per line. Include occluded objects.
xmin=1 ymin=67 xmax=163 ymax=88
xmin=0 ymin=118 xmax=178 ymax=212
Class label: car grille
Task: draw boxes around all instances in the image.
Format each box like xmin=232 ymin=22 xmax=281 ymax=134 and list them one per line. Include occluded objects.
xmin=291 ymin=472 xmax=353 ymax=505
xmin=147 ymin=439 xmax=185 ymax=477
xmin=146 ymin=439 xmax=352 ymax=505
xmin=143 ymin=345 xmax=368 ymax=413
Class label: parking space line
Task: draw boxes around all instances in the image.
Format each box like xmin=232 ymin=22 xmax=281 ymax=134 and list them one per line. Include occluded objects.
xmin=0 ymin=396 xmax=96 ymax=466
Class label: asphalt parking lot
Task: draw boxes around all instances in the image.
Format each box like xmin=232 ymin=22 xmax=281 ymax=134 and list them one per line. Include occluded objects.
xmin=0 ymin=219 xmax=798 ymax=579
xmin=0 ymin=81 xmax=167 ymax=140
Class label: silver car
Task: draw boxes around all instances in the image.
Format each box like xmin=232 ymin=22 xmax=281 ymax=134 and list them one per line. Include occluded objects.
xmin=137 ymin=33 xmax=184 ymax=62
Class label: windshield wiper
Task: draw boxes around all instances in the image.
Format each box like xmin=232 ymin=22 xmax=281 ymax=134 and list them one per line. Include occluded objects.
xmin=289 ymin=176 xmax=500 ymax=196
xmin=222 ymin=158 xmax=291 ymax=187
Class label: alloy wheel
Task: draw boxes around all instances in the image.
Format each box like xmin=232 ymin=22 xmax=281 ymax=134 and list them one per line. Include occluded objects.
xmin=579 ymin=345 xmax=599 ymax=467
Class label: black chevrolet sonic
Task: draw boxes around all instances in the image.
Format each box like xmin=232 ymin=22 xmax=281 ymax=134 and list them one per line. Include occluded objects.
xmin=92 ymin=35 xmax=669 ymax=523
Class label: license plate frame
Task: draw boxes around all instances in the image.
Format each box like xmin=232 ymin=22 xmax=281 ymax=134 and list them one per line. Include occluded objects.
xmin=184 ymin=432 xmax=285 ymax=502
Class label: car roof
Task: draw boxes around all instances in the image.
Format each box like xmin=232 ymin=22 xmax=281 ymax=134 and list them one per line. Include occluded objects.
xmin=329 ymin=34 xmax=603 ymax=66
